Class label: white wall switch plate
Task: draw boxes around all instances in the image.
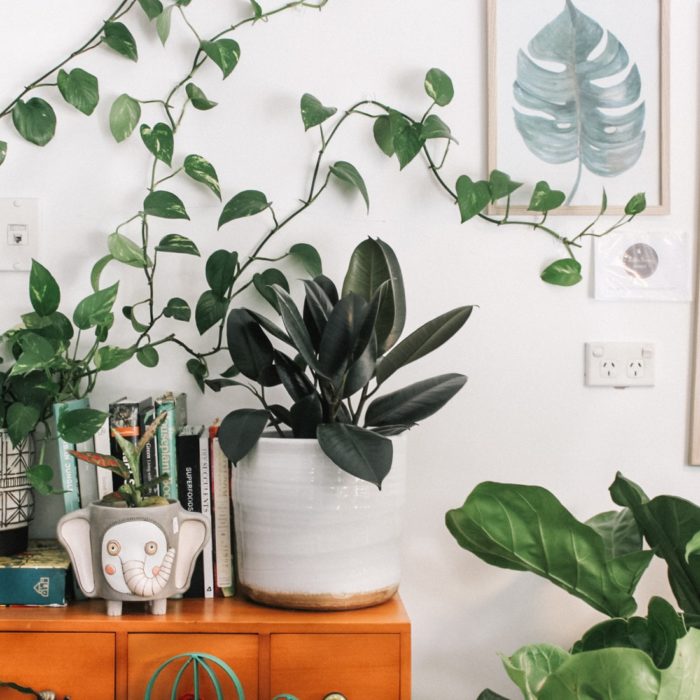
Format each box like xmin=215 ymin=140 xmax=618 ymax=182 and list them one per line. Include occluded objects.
xmin=0 ymin=198 xmax=38 ymax=271
xmin=584 ymin=342 xmax=655 ymax=388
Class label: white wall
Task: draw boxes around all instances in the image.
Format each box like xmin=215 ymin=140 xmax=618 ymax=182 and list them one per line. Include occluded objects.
xmin=0 ymin=1 xmax=697 ymax=697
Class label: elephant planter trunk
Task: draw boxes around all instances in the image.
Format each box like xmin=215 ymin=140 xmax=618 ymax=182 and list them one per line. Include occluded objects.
xmin=58 ymin=501 xmax=208 ymax=616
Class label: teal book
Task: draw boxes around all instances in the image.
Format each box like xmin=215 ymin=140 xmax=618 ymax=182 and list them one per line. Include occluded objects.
xmin=0 ymin=540 xmax=71 ymax=606
xmin=52 ymin=397 xmax=89 ymax=514
xmin=155 ymin=392 xmax=187 ymax=499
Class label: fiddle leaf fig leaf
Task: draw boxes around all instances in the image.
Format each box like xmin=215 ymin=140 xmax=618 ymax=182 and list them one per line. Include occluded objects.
xmin=528 ymin=180 xmax=566 ymax=212
xmin=330 ymin=161 xmax=369 ymax=212
xmin=455 ymin=175 xmax=490 ymax=222
xmin=488 ymin=170 xmax=523 ymax=203
xmin=163 ymin=297 xmax=191 ymax=322
xmin=373 ymin=115 xmax=394 ymax=157
xmin=317 ymin=423 xmax=392 ymax=489
xmin=138 ymin=0 xmax=163 ymax=20
xmin=540 ymin=258 xmax=583 ymax=286
xmin=58 ymin=408 xmax=109 ymax=442
xmin=140 ymin=122 xmax=174 ymax=166
xmin=29 ymin=260 xmax=60 ymax=317
xmin=73 ymin=283 xmax=119 ymax=330
xmin=424 ymin=67 xmax=454 ymax=106
xmin=109 ymin=94 xmax=141 ymax=142
xmin=300 ymin=93 xmax=337 ymax=131
xmin=218 ymin=190 xmax=270 ymax=228
xmin=184 ymin=154 xmax=221 ymax=199
xmin=625 ymin=192 xmax=647 ymax=216
xmin=289 ymin=243 xmax=322 ymax=277
xmin=156 ymin=234 xmax=200 ymax=256
xmin=143 ymin=190 xmax=189 ymax=220
xmin=12 ymin=98 xmax=56 ymax=146
xmin=201 ymin=39 xmax=241 ymax=79
xmin=514 ymin=0 xmax=645 ymax=202
xmin=185 ymin=83 xmax=217 ymax=110
xmin=108 ymin=232 xmax=150 ymax=267
xmin=156 ymin=5 xmax=173 ymax=44
xmin=103 ymin=21 xmax=138 ymax=61
xmin=57 ymin=68 xmax=99 ymax=116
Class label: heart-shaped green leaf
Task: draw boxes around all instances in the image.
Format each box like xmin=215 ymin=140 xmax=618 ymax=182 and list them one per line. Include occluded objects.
xmin=143 ymin=190 xmax=189 ymax=219
xmin=373 ymin=115 xmax=394 ymax=157
xmin=528 ymin=181 xmax=566 ymax=212
xmin=424 ymin=67 xmax=454 ymax=107
xmin=289 ymin=243 xmax=322 ymax=277
xmin=57 ymin=68 xmax=99 ymax=115
xmin=156 ymin=6 xmax=173 ymax=44
xmin=140 ymin=122 xmax=174 ymax=166
xmin=29 ymin=259 xmax=60 ymax=317
xmin=195 ymin=290 xmax=227 ymax=334
xmin=186 ymin=358 xmax=208 ymax=392
xmin=250 ymin=0 xmax=263 ymax=19
xmin=109 ymin=94 xmax=141 ymax=142
xmin=90 ymin=254 xmax=113 ymax=292
xmin=184 ymin=154 xmax=221 ymax=199
xmin=218 ymin=190 xmax=270 ymax=228
xmin=163 ymin=297 xmax=191 ymax=322
xmin=6 ymin=402 xmax=40 ymax=447
xmin=540 ymin=258 xmax=583 ymax=286
xmin=156 ymin=234 xmax=200 ymax=256
xmin=330 ymin=161 xmax=369 ymax=212
xmin=185 ymin=83 xmax=218 ymax=110
xmin=138 ymin=0 xmax=163 ymax=20
xmin=108 ymin=232 xmax=150 ymax=267
xmin=201 ymin=39 xmax=241 ymax=78
xmin=625 ymin=193 xmax=647 ymax=216
xmin=317 ymin=423 xmax=393 ymax=488
xmin=58 ymin=408 xmax=109 ymax=442
xmin=73 ymin=282 xmax=119 ymax=330
xmin=253 ymin=268 xmax=289 ymax=311
xmin=455 ymin=175 xmax=490 ymax=222
xmin=421 ymin=114 xmax=456 ymax=142
xmin=489 ymin=169 xmax=523 ymax=203
xmin=103 ymin=21 xmax=138 ymax=61
xmin=388 ymin=111 xmax=424 ymax=170
xmin=206 ymin=250 xmax=237 ymax=297
xmin=300 ymin=93 xmax=337 ymax=131
xmin=136 ymin=346 xmax=159 ymax=368
xmin=12 ymin=98 xmax=56 ymax=146
xmin=94 ymin=346 xmax=135 ymax=371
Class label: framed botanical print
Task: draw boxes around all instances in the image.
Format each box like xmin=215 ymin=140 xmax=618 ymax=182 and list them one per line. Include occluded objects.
xmin=487 ymin=0 xmax=669 ymax=215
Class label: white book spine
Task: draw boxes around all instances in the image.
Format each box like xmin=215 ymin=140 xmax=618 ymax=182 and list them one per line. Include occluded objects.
xmin=198 ymin=431 xmax=214 ymax=598
xmin=211 ymin=436 xmax=233 ymax=590
xmin=93 ymin=417 xmax=115 ymax=500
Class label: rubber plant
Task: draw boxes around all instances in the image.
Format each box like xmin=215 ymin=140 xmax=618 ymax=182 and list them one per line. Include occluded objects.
xmin=447 ymin=473 xmax=700 ymax=699
xmin=216 ymin=236 xmax=473 ymax=488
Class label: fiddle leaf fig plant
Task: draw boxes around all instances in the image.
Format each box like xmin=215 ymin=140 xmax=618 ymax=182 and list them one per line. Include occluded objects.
xmin=70 ymin=410 xmax=169 ymax=507
xmin=217 ymin=237 xmax=473 ymax=488
xmin=446 ymin=473 xmax=700 ymax=699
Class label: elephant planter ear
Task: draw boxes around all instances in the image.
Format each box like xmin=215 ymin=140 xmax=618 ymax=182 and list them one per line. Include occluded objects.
xmin=57 ymin=511 xmax=96 ymax=596
xmin=174 ymin=518 xmax=208 ymax=590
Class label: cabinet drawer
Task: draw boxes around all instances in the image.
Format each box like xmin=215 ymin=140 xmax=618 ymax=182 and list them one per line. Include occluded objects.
xmin=270 ymin=633 xmax=401 ymax=699
xmin=0 ymin=632 xmax=115 ymax=700
xmin=127 ymin=633 xmax=258 ymax=699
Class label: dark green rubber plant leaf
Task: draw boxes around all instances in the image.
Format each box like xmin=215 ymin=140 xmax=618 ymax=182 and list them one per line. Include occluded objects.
xmin=514 ymin=0 xmax=645 ymax=203
xmin=446 ymin=481 xmax=653 ymax=617
xmin=218 ymin=408 xmax=269 ymax=465
xmin=317 ymin=423 xmax=392 ymax=488
xmin=611 ymin=472 xmax=700 ymax=616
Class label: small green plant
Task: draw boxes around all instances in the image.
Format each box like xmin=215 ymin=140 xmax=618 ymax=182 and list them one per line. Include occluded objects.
xmin=217 ymin=236 xmax=472 ymax=488
xmin=447 ymin=473 xmax=700 ymax=699
xmin=70 ymin=410 xmax=169 ymax=507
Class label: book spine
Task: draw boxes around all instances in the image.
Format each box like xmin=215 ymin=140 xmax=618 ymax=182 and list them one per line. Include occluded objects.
xmin=156 ymin=401 xmax=178 ymax=499
xmin=209 ymin=426 xmax=234 ymax=597
xmin=53 ymin=398 xmax=88 ymax=514
xmin=93 ymin=417 xmax=115 ymax=500
xmin=0 ymin=568 xmax=68 ymax=606
xmin=198 ymin=430 xmax=214 ymax=598
xmin=76 ymin=434 xmax=98 ymax=507
xmin=176 ymin=430 xmax=204 ymax=598
xmin=138 ymin=399 xmax=159 ymax=496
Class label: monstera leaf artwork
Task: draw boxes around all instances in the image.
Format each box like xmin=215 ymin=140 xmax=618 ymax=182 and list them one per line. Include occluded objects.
xmin=513 ymin=0 xmax=645 ymax=203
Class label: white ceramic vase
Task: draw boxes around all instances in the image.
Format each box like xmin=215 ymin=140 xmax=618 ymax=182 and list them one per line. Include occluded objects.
xmin=233 ymin=434 xmax=407 ymax=610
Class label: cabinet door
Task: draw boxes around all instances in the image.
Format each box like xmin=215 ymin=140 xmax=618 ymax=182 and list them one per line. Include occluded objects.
xmin=127 ymin=633 xmax=258 ymax=699
xmin=0 ymin=632 xmax=115 ymax=700
xmin=271 ymin=633 xmax=401 ymax=699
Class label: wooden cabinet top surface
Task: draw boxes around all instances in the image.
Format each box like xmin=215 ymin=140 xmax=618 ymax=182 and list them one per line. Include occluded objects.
xmin=0 ymin=595 xmax=410 ymax=634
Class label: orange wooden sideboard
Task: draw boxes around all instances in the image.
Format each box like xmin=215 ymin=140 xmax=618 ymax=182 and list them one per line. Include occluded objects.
xmin=0 ymin=596 xmax=411 ymax=699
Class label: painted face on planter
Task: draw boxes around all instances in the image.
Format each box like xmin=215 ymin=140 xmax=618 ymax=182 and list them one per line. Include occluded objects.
xmin=101 ymin=520 xmax=169 ymax=595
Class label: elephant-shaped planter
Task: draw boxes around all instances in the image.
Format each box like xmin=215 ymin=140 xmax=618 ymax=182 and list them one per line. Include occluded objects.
xmin=57 ymin=501 xmax=209 ymax=616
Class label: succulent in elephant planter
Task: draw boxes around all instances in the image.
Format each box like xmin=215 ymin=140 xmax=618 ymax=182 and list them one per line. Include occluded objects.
xmin=57 ymin=412 xmax=209 ymax=615
xmin=216 ymin=237 xmax=473 ymax=609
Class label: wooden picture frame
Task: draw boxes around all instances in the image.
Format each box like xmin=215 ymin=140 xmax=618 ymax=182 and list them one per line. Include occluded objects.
xmin=487 ymin=0 xmax=669 ymax=215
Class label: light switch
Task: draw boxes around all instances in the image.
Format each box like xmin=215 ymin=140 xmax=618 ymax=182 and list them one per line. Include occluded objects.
xmin=0 ymin=199 xmax=38 ymax=271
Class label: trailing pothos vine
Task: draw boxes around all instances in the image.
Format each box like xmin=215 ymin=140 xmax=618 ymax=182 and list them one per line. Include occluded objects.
xmin=0 ymin=0 xmax=645 ymax=490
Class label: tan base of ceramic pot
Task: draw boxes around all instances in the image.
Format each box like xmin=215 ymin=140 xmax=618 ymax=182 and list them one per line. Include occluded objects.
xmin=240 ymin=582 xmax=398 ymax=611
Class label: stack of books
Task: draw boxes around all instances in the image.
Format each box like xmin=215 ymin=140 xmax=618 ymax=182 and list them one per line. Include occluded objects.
xmin=55 ymin=392 xmax=235 ymax=599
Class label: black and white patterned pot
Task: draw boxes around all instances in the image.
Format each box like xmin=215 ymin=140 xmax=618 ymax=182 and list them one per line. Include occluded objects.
xmin=0 ymin=430 xmax=35 ymax=555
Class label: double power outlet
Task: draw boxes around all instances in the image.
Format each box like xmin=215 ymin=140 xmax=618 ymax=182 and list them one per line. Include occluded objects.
xmin=584 ymin=342 xmax=655 ymax=388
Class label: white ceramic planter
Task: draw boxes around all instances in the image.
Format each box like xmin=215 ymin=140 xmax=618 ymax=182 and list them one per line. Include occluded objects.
xmin=0 ymin=430 xmax=35 ymax=555
xmin=233 ymin=434 xmax=407 ymax=610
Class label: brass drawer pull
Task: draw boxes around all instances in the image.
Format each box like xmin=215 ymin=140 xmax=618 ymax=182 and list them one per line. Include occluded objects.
xmin=323 ymin=694 xmax=347 ymax=700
